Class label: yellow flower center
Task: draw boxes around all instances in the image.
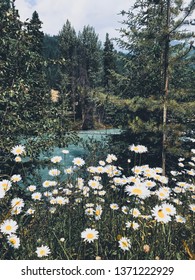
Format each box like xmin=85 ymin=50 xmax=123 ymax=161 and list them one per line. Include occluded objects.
xmin=86 ymin=233 xmax=94 ymax=239
xmin=121 ymin=241 xmax=128 ymax=247
xmin=134 ymin=168 xmax=141 ymax=174
xmin=97 ymin=167 xmax=103 ymax=172
xmin=5 ymin=225 xmax=12 ymax=231
xmin=10 ymin=238 xmax=16 ymax=245
xmin=158 ymin=210 xmax=165 ymax=218
xmin=165 ymin=207 xmax=171 ymax=213
xmin=16 ymin=148 xmax=22 ymax=154
xmin=159 ymin=192 xmax=165 ymax=197
xmin=132 ymin=188 xmax=142 ymax=195
xmin=95 ymin=210 xmax=100 ymax=216
xmin=40 ymin=250 xmax=46 ymax=256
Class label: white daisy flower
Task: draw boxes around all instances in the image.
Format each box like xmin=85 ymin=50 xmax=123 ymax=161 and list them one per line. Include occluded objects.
xmin=121 ymin=206 xmax=129 ymax=214
xmin=95 ymin=205 xmax=103 ymax=220
xmin=189 ymin=204 xmax=195 ymax=212
xmin=88 ymin=179 xmax=99 ymax=189
xmin=73 ymin=157 xmax=85 ymax=166
xmin=10 ymin=174 xmax=22 ymax=183
xmin=0 ymin=179 xmax=12 ymax=191
xmin=31 ymin=192 xmax=42 ymax=201
xmin=85 ymin=208 xmax=94 ymax=216
xmin=14 ymin=156 xmax=22 ymax=162
xmin=64 ymin=167 xmax=74 ymax=174
xmin=125 ymin=221 xmax=140 ymax=230
xmin=81 ymin=228 xmax=99 ymax=243
xmin=11 ymin=198 xmax=24 ymax=209
xmin=118 ymin=237 xmax=131 ymax=251
xmin=0 ymin=219 xmax=18 ymax=235
xmin=151 ymin=205 xmax=171 ymax=223
xmin=125 ymin=184 xmax=150 ymax=199
xmin=11 ymin=145 xmax=25 ymax=156
xmin=156 ymin=188 xmax=170 ymax=200
xmin=56 ymin=196 xmax=68 ymax=205
xmin=49 ymin=169 xmax=61 ymax=176
xmin=129 ymin=144 xmax=148 ymax=153
xmin=27 ymin=185 xmax=37 ymax=192
xmin=162 ymin=203 xmax=176 ymax=216
xmin=110 ymin=203 xmax=119 ymax=210
xmin=98 ymin=190 xmax=106 ymax=196
xmin=130 ymin=208 xmax=141 ymax=217
xmin=175 ymin=215 xmax=186 ymax=223
xmin=26 ymin=208 xmax=35 ymax=215
xmin=0 ymin=180 xmax=12 ymax=192
xmin=51 ymin=156 xmax=62 ymax=163
xmin=36 ymin=245 xmax=51 ymax=258
xmin=42 ymin=180 xmax=52 ymax=188
xmin=7 ymin=234 xmax=20 ymax=249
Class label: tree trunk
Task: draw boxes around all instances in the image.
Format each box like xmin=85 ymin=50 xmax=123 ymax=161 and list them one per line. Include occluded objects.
xmin=162 ymin=0 xmax=171 ymax=176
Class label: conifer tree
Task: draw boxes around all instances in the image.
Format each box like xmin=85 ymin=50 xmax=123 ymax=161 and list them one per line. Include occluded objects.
xmin=27 ymin=11 xmax=44 ymax=54
xmin=115 ymin=0 xmax=195 ymax=173
xmin=77 ymin=25 xmax=102 ymax=129
xmin=0 ymin=1 xmax=74 ymax=168
xmin=103 ymin=33 xmax=116 ymax=88
xmin=58 ymin=20 xmax=78 ymax=120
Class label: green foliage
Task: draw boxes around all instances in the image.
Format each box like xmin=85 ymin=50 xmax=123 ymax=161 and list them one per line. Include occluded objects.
xmin=0 ymin=1 xmax=76 ymax=171
xmin=103 ymin=33 xmax=116 ymax=88
xmin=111 ymin=0 xmax=195 ymax=168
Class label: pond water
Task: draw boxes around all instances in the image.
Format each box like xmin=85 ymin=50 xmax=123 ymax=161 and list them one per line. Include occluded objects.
xmin=53 ymin=128 xmax=121 ymax=161
xmin=37 ymin=128 xmax=122 ymax=181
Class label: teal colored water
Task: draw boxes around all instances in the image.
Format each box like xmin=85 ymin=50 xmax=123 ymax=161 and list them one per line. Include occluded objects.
xmin=37 ymin=128 xmax=122 ymax=181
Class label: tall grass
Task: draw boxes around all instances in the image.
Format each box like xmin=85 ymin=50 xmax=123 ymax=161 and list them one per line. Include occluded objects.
xmin=0 ymin=144 xmax=194 ymax=259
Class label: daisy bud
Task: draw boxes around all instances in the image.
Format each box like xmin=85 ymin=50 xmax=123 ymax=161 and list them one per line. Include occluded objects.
xmin=143 ymin=244 xmax=150 ymax=253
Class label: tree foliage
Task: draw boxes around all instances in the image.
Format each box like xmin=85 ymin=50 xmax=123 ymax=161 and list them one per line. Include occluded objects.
xmin=112 ymin=0 xmax=195 ymax=169
xmin=0 ymin=0 xmax=75 ymax=170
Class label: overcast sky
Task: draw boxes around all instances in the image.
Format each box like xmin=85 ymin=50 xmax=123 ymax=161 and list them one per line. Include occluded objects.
xmin=15 ymin=0 xmax=135 ymax=42
xmin=15 ymin=0 xmax=195 ymax=44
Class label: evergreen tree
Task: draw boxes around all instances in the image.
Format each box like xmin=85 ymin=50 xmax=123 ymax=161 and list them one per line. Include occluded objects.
xmin=0 ymin=1 xmax=74 ymax=169
xmin=43 ymin=34 xmax=61 ymax=88
xmin=114 ymin=0 xmax=195 ymax=172
xmin=27 ymin=11 xmax=44 ymax=54
xmin=58 ymin=20 xmax=78 ymax=120
xmin=77 ymin=25 xmax=102 ymax=88
xmin=77 ymin=25 xmax=102 ymax=129
xmin=103 ymin=33 xmax=116 ymax=88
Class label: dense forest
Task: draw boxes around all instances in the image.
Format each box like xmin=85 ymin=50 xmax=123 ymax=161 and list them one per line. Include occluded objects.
xmin=1 ymin=0 xmax=195 ymax=173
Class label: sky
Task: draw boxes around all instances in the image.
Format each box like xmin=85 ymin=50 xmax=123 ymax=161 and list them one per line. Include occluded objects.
xmin=15 ymin=0 xmax=135 ymax=42
xmin=15 ymin=0 xmax=195 ymax=44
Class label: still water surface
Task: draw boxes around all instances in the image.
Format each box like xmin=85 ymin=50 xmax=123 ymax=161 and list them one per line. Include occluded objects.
xmin=38 ymin=128 xmax=122 ymax=180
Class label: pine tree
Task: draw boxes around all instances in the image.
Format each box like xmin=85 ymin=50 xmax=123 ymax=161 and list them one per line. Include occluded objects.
xmin=27 ymin=10 xmax=44 ymax=54
xmin=58 ymin=20 xmax=78 ymax=121
xmin=103 ymin=33 xmax=116 ymax=88
xmin=115 ymin=0 xmax=195 ymax=173
xmin=0 ymin=2 xmax=74 ymax=168
xmin=77 ymin=25 xmax=102 ymax=129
